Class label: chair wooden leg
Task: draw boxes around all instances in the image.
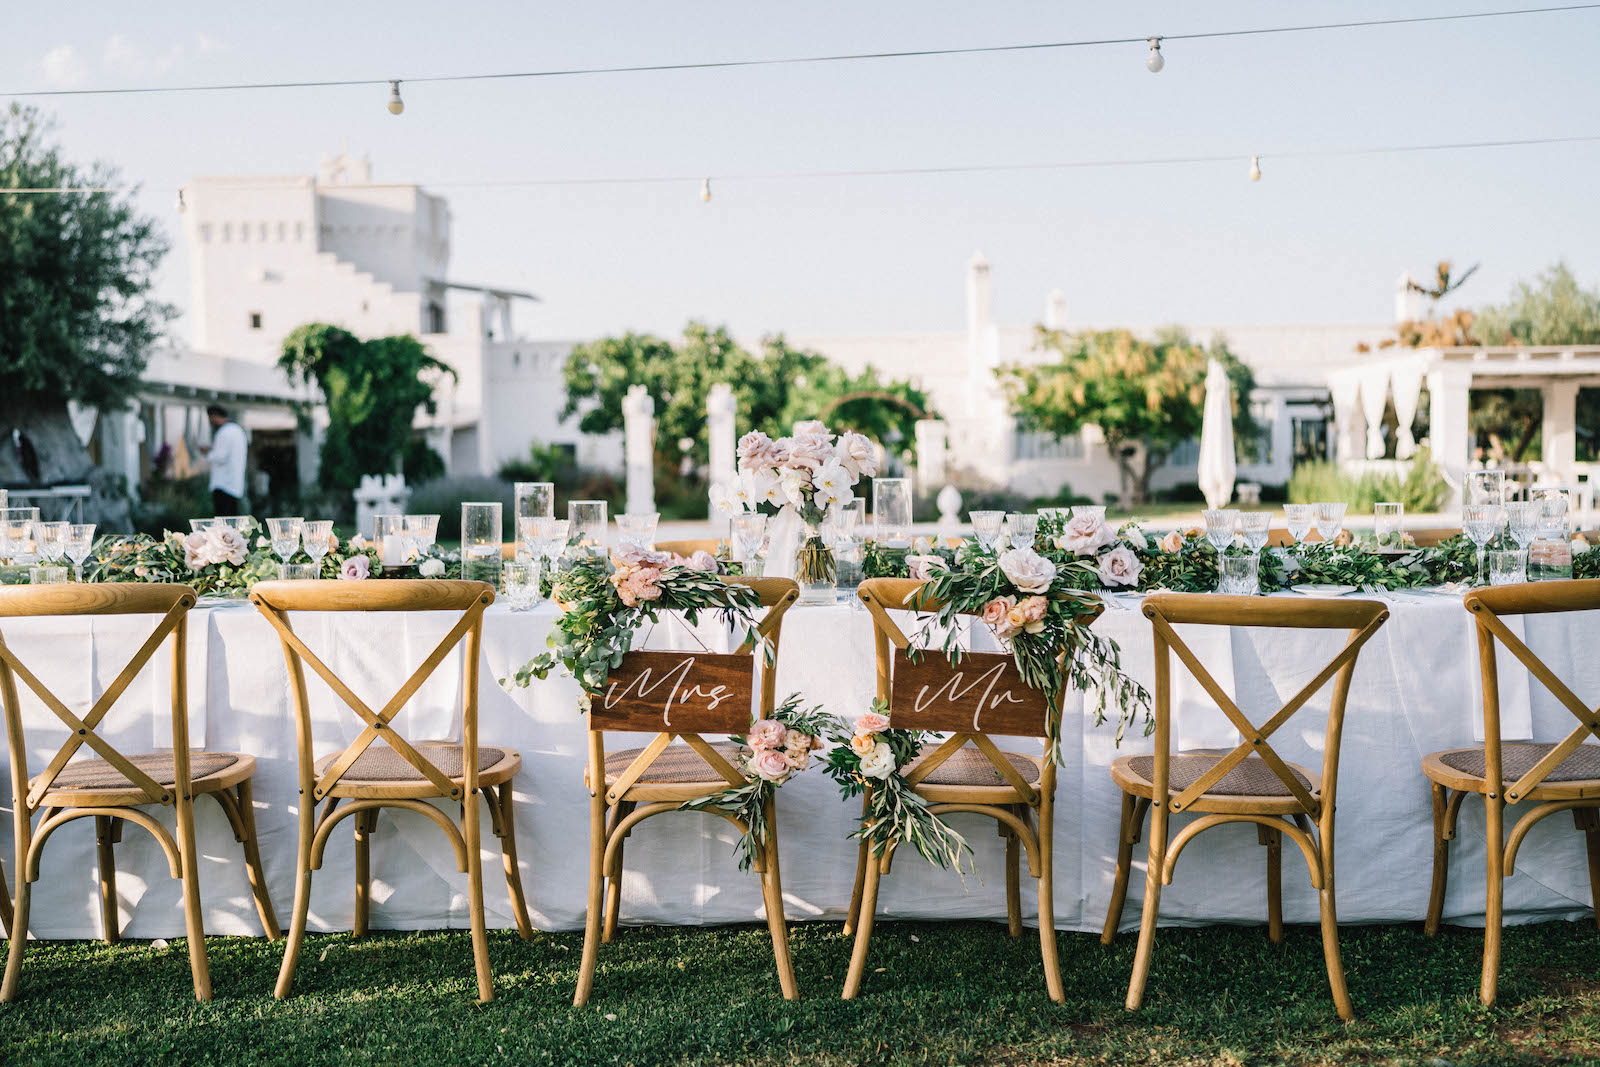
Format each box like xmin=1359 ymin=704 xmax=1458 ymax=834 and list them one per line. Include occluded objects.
xmin=274 ymin=789 xmax=318 ymax=998
xmin=1481 ymin=794 xmax=1506 ymax=1007
xmin=1102 ymin=793 xmax=1146 ymax=944
xmin=95 ymin=815 xmax=121 ymax=945
xmin=1126 ymin=800 xmax=1168 ymax=1012
xmin=1259 ymin=823 xmax=1283 ymax=945
xmin=843 ymin=791 xmax=870 ymax=937
xmin=1 ymin=842 xmax=29 ymax=1001
xmin=574 ymin=789 xmax=608 ymax=1007
xmin=464 ymin=788 xmax=493 ymax=1003
xmin=174 ymin=791 xmax=212 ymax=1001
xmin=1005 ymin=816 xmax=1022 ymax=938
xmin=841 ymin=852 xmax=883 ymax=999
xmin=494 ymin=783 xmax=534 ymax=940
xmin=759 ymin=796 xmax=798 ymax=1000
xmin=234 ymin=780 xmax=281 ymax=939
xmin=0 ymin=854 xmax=10 ymax=940
xmin=1425 ymin=783 xmax=1451 ymax=937
xmin=1315 ymin=824 xmax=1352 ymax=1021
xmin=352 ymin=807 xmax=378 ymax=940
xmin=602 ymin=800 xmax=633 ymax=944
xmin=1036 ymin=795 xmax=1064 ymax=1003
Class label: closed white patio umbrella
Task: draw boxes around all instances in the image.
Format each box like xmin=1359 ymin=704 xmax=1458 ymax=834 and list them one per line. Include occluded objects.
xmin=1197 ymin=358 xmax=1236 ymax=510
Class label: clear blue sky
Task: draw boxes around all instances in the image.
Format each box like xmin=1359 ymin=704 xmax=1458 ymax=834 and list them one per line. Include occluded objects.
xmin=8 ymin=1 xmax=1600 ymax=342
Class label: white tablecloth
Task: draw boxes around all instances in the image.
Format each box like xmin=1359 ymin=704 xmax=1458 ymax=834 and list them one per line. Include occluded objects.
xmin=4 ymin=591 xmax=1598 ymax=940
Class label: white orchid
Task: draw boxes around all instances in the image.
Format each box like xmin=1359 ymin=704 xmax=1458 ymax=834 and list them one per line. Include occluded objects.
xmin=778 ymin=467 xmax=811 ymax=507
xmin=708 ymin=482 xmax=744 ymax=518
xmin=811 ymin=460 xmax=855 ymax=508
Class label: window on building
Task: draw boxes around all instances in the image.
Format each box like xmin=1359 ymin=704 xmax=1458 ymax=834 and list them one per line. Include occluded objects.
xmin=1013 ymin=427 xmax=1085 ymax=461
xmin=1248 ymin=400 xmax=1275 ymax=464
xmin=249 ymin=312 xmax=263 ymax=330
xmin=426 ymin=302 xmax=446 ymax=334
xmin=1292 ymin=418 xmax=1329 ymax=463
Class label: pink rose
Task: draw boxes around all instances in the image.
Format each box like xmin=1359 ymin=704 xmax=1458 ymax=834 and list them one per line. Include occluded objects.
xmin=792 ymin=420 xmax=829 ymax=438
xmin=1055 ymin=514 xmax=1115 ymax=557
xmin=1159 ymin=530 xmax=1185 ymax=553
xmin=980 ymin=595 xmax=1016 ymax=627
xmin=687 ymin=550 xmax=719 ymax=573
xmin=737 ymin=430 xmax=776 ymax=472
xmin=182 ymin=530 xmax=210 ymax=571
xmin=855 ymin=711 xmax=890 ymax=735
xmin=782 ymin=747 xmax=811 ymax=772
xmin=849 ymin=732 xmax=877 ymax=756
xmin=834 ymin=431 xmax=879 ymax=478
xmin=339 ymin=555 xmax=370 ymax=581
xmin=1020 ymin=595 xmax=1047 ymax=623
xmin=785 ymin=730 xmax=813 ymax=750
xmin=748 ymin=719 xmax=787 ymax=750
xmin=1097 ymin=545 xmax=1143 ymax=588
xmin=749 ymin=747 xmax=792 ymax=782
xmin=783 ymin=434 xmax=832 ymax=472
xmin=907 ymin=554 xmax=946 ymax=581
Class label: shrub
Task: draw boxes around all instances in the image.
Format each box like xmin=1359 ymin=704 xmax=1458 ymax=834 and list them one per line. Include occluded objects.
xmin=1288 ymin=448 xmax=1449 ymax=512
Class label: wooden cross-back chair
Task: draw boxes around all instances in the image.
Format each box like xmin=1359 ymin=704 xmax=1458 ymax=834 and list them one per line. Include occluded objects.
xmin=576 ymin=576 xmax=800 ymax=1007
xmin=845 ymin=578 xmax=1102 ymax=1002
xmin=652 ymin=538 xmax=723 ymax=559
xmin=249 ymin=579 xmax=532 ymax=1003
xmin=1423 ymin=579 xmax=1600 ymax=1006
xmin=1102 ymin=593 xmax=1388 ymax=1021
xmin=0 ymin=583 xmax=278 ymax=1003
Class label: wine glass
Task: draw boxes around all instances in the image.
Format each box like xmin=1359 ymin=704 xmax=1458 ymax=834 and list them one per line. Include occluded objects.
xmin=532 ymin=517 xmax=572 ymax=573
xmin=302 ymin=520 xmax=333 ymax=571
xmin=1462 ymin=503 xmax=1500 ymax=585
xmin=969 ymin=511 xmax=1005 ymax=550
xmin=405 ymin=514 xmax=440 ymax=556
xmin=267 ymin=517 xmax=303 ymax=566
xmin=616 ymin=512 xmax=660 ymax=551
xmin=1505 ymin=501 xmax=1540 ymax=550
xmin=513 ymin=483 xmax=555 ymax=560
xmin=36 ymin=522 xmax=69 ymax=564
xmin=1313 ymin=502 xmax=1347 ymax=544
xmin=1238 ymin=512 xmax=1271 ymax=554
xmin=1006 ymin=513 xmax=1039 ymax=551
xmin=1282 ymin=504 xmax=1315 ymax=545
xmin=64 ymin=523 xmax=95 ymax=582
xmin=1202 ymin=509 xmax=1239 ymax=553
xmin=0 ymin=508 xmax=39 ymax=566
xmin=1468 ymin=469 xmax=1506 ymax=508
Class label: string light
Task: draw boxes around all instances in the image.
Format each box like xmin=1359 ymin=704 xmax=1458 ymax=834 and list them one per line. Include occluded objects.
xmin=1248 ymin=155 xmax=1262 ymax=181
xmin=1146 ymin=37 xmax=1165 ymax=72
xmin=700 ymin=178 xmax=712 ymax=203
xmin=387 ymin=80 xmax=404 ymax=115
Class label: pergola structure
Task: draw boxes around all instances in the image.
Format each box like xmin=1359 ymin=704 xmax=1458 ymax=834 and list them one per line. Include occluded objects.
xmin=1328 ymin=345 xmax=1600 ymax=511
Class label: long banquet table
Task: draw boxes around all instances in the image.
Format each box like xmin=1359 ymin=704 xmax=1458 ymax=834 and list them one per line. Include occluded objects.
xmin=4 ymin=590 xmax=1599 ymax=940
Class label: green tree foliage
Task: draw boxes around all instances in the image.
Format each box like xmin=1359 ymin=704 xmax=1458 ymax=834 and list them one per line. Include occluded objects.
xmin=560 ymin=322 xmax=932 ymax=469
xmin=0 ymin=104 xmax=173 ymax=408
xmin=278 ymin=324 xmax=455 ymax=494
xmin=1474 ymin=262 xmax=1600 ymax=346
xmin=999 ymin=328 xmax=1260 ymax=506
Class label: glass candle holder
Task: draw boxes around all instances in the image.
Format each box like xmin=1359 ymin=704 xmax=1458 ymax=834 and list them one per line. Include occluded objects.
xmin=29 ymin=566 xmax=67 ymax=585
xmin=462 ymin=502 xmax=504 ymax=589
xmin=1468 ymin=468 xmax=1506 ymax=508
xmin=373 ymin=514 xmax=408 ymax=568
xmin=872 ymin=478 xmax=912 ymax=546
xmin=278 ymin=563 xmax=319 ymax=580
xmin=1 ymin=508 xmax=40 ymax=566
xmin=1374 ymin=502 xmax=1404 ymax=550
xmin=405 ymin=514 xmax=440 ymax=555
xmin=1489 ymin=548 xmax=1527 ymax=586
xmin=1219 ymin=553 xmax=1260 ymax=595
xmin=568 ymin=501 xmax=608 ymax=557
xmin=514 ymin=483 xmax=555 ymax=561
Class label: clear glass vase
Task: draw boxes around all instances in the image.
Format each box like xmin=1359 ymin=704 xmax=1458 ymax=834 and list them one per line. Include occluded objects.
xmin=794 ymin=521 xmax=837 ymax=605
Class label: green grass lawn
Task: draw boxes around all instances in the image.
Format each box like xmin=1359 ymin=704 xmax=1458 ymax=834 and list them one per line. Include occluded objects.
xmin=4 ymin=920 xmax=1600 ymax=1066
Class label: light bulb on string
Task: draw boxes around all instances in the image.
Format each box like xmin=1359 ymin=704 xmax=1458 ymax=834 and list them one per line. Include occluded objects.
xmin=387 ymin=80 xmax=405 ymax=115
xmin=1145 ymin=37 xmax=1164 ymax=73
xmin=700 ymin=177 xmax=712 ymax=203
xmin=1248 ymin=155 xmax=1262 ymax=182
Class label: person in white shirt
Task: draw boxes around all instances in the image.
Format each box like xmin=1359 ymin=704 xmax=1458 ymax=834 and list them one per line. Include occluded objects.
xmin=202 ymin=404 xmax=248 ymax=514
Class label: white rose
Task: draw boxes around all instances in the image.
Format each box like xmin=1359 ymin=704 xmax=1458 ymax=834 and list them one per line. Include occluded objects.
xmin=1120 ymin=526 xmax=1148 ymax=552
xmin=998 ymin=546 xmax=1057 ymax=594
xmin=1571 ymin=537 xmax=1590 ymax=556
xmin=1096 ymin=545 xmax=1143 ymax=588
xmin=858 ymin=740 xmax=896 ymax=780
xmin=419 ymin=557 xmax=445 ymax=577
xmin=1054 ymin=515 xmax=1116 ymax=556
xmin=834 ymin=431 xmax=878 ymax=479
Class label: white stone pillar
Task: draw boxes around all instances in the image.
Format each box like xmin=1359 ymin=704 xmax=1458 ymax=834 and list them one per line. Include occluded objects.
xmin=707 ymin=383 xmax=737 ymax=495
xmin=1427 ymin=367 xmax=1472 ymax=510
xmin=622 ymin=384 xmax=656 ymax=515
xmin=915 ymin=419 xmax=948 ymax=492
xmin=1542 ymin=380 xmax=1579 ymax=483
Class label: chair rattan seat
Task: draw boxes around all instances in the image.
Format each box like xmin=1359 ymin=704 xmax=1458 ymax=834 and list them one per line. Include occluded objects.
xmin=314 ymin=743 xmax=511 ymax=782
xmin=603 ymin=743 xmax=746 ymax=786
xmin=908 ymin=744 xmax=1042 ymax=788
xmin=1434 ymin=742 xmax=1600 ymax=786
xmin=35 ymin=752 xmax=242 ymax=794
xmin=1120 ymin=752 xmax=1316 ymax=797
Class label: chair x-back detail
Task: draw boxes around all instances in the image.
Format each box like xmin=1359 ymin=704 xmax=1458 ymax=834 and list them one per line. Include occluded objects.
xmin=1422 ymin=579 xmax=1600 ymax=1006
xmin=1102 ymin=593 xmax=1388 ymax=1022
xmin=576 ymin=577 xmax=800 ymax=1007
xmin=0 ymin=583 xmax=279 ymax=1002
xmin=249 ymin=579 xmax=533 ymax=1003
xmin=844 ymin=578 xmax=1098 ymax=1002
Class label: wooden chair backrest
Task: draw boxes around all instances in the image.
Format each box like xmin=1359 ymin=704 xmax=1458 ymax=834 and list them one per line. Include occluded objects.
xmin=0 ymin=583 xmax=197 ymax=811
xmin=586 ymin=577 xmax=798 ymax=803
xmin=1265 ymin=527 xmax=1457 ymax=548
xmin=1140 ymin=593 xmax=1388 ymax=816
xmin=653 ymin=539 xmax=723 ymax=559
xmin=1464 ymin=579 xmax=1600 ymax=804
xmin=249 ymin=579 xmax=494 ymax=805
xmin=858 ymin=577 xmax=1106 ymax=801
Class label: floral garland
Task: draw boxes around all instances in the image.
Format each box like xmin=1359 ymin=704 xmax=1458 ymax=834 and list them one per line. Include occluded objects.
xmin=819 ymin=699 xmax=972 ymax=870
xmin=680 ymin=695 xmax=834 ymax=871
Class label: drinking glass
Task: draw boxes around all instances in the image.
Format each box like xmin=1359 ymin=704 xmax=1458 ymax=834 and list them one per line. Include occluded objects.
xmin=65 ymin=523 xmax=95 ymax=582
xmin=29 ymin=566 xmax=67 ymax=585
xmin=267 ymin=516 xmax=303 ymax=565
xmin=731 ymin=513 xmax=768 ymax=577
xmin=1462 ymin=503 xmax=1500 ymax=585
xmin=501 ymin=560 xmax=539 ymax=611
xmin=1468 ymin=469 xmax=1506 ymax=508
xmin=1 ymin=508 xmax=40 ymax=565
xmin=1238 ymin=512 xmax=1271 ymax=553
xmin=529 ymin=517 xmax=572 ymax=575
xmin=1489 ymin=548 xmax=1527 ymax=587
xmin=36 ymin=522 xmax=69 ymax=563
xmin=825 ymin=500 xmax=863 ymax=555
xmin=568 ymin=501 xmax=608 ymax=557
xmin=215 ymin=515 xmax=254 ymax=535
xmin=513 ymin=483 xmax=555 ymax=561
xmin=873 ymin=478 xmax=913 ymax=545
xmin=278 ymin=563 xmax=319 ymax=580
xmin=302 ymin=520 xmax=334 ymax=568
xmin=189 ymin=518 xmax=223 ymax=533
xmin=1373 ymin=503 xmax=1404 ymax=550
xmin=1534 ymin=488 xmax=1571 ymax=540
xmin=462 ymin=503 xmax=504 ymax=589
xmin=1313 ymin=502 xmax=1347 ymax=543
xmin=969 ymin=511 xmax=1005 ymax=550
xmin=1202 ymin=509 xmax=1239 ymax=553
xmin=1071 ymin=505 xmax=1107 ymax=524
xmin=405 ymin=514 xmax=440 ymax=555
xmin=374 ymin=514 xmax=408 ymax=568
xmin=1282 ymin=504 xmax=1315 ymax=544
xmin=1219 ymin=553 xmax=1260 ymax=595
xmin=1505 ymin=501 xmax=1540 ymax=549
xmin=616 ymin=512 xmax=660 ymax=551
xmin=1006 ymin=513 xmax=1039 ymax=551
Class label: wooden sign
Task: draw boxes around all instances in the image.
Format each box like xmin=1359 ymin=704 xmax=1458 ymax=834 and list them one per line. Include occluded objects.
xmin=592 ymin=651 xmax=754 ymax=732
xmin=890 ymin=649 xmax=1051 ymax=736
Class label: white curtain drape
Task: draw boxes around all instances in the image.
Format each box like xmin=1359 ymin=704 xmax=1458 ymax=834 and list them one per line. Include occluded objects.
xmin=1357 ymin=367 xmax=1392 ymax=460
